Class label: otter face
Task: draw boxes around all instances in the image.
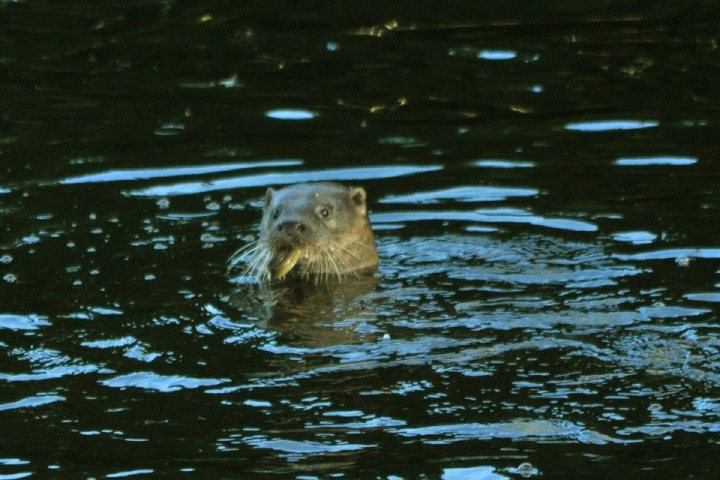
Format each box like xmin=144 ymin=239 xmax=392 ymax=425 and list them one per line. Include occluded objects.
xmin=228 ymin=182 xmax=377 ymax=282
xmin=262 ymin=182 xmax=367 ymax=250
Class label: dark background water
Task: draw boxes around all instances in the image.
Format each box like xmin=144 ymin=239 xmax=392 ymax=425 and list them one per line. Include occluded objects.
xmin=2 ymin=1 xmax=720 ymax=478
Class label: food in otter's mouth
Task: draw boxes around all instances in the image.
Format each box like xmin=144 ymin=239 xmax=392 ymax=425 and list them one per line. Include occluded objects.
xmin=228 ymin=182 xmax=379 ymax=282
xmin=269 ymin=247 xmax=304 ymax=280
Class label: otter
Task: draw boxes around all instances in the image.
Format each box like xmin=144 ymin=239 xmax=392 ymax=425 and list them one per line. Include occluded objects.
xmin=228 ymin=182 xmax=378 ymax=281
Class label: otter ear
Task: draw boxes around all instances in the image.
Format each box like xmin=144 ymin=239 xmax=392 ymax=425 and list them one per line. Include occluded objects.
xmin=264 ymin=187 xmax=275 ymax=206
xmin=349 ymin=186 xmax=367 ymax=213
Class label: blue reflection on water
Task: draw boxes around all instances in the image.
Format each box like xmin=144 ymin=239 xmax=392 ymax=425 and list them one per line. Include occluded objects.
xmin=614 ymin=156 xmax=697 ymax=166
xmin=0 ymin=395 xmax=65 ymax=412
xmin=473 ymin=159 xmax=535 ymax=169
xmin=59 ymin=160 xmax=303 ymax=185
xmin=265 ymin=109 xmax=318 ymax=120
xmin=565 ymin=120 xmax=659 ymax=131
xmin=611 ymin=231 xmax=657 ymax=245
xmin=380 ymin=186 xmax=539 ymax=204
xmin=442 ymin=466 xmax=509 ymax=480
xmin=616 ymin=248 xmax=720 ymax=261
xmin=128 ymin=165 xmax=442 ymax=197
xmin=372 ymin=208 xmax=598 ymax=232
xmin=477 ymin=50 xmax=517 ymax=60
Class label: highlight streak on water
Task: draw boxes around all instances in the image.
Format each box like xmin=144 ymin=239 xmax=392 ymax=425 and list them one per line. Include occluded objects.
xmin=564 ymin=120 xmax=659 ymax=131
xmin=614 ymin=156 xmax=698 ymax=166
xmin=126 ymin=165 xmax=443 ymax=196
xmin=265 ymin=109 xmax=318 ymax=120
xmin=58 ymin=160 xmax=304 ymax=185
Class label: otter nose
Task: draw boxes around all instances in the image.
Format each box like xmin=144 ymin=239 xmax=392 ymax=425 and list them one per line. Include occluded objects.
xmin=278 ymin=221 xmax=305 ymax=236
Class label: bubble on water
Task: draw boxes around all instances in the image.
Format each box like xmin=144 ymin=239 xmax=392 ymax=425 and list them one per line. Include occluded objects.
xmin=23 ymin=235 xmax=40 ymax=245
xmin=3 ymin=273 xmax=17 ymax=283
xmin=144 ymin=273 xmax=156 ymax=281
xmin=156 ymin=198 xmax=170 ymax=210
xmin=217 ymin=74 xmax=239 ymax=88
xmin=508 ymin=462 xmax=540 ymax=478
xmin=0 ymin=255 xmax=12 ymax=264
xmin=675 ymin=256 xmax=691 ymax=267
xmin=206 ymin=202 xmax=221 ymax=211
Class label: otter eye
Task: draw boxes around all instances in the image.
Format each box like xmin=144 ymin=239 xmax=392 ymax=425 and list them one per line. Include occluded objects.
xmin=319 ymin=207 xmax=330 ymax=218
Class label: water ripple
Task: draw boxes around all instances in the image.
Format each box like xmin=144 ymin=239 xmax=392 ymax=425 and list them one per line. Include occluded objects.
xmin=614 ymin=156 xmax=697 ymax=166
xmin=59 ymin=160 xmax=303 ymax=185
xmin=393 ymin=420 xmax=628 ymax=445
xmin=472 ymin=159 xmax=536 ymax=169
xmin=242 ymin=436 xmax=374 ymax=455
xmin=380 ymin=186 xmax=539 ymax=204
xmin=127 ymin=165 xmax=443 ymax=197
xmin=565 ymin=120 xmax=659 ymax=131
xmin=265 ymin=109 xmax=317 ymax=120
xmin=0 ymin=394 xmax=65 ymax=412
xmin=0 ymin=314 xmax=50 ymax=331
xmin=615 ymin=248 xmax=720 ymax=261
xmin=101 ymin=372 xmax=229 ymax=393
xmin=372 ymin=208 xmax=597 ymax=232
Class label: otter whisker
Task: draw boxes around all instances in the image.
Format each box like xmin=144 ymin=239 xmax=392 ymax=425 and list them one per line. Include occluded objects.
xmin=245 ymin=247 xmax=272 ymax=281
xmin=327 ymin=243 xmax=354 ymax=272
xmin=227 ymin=241 xmax=263 ymax=271
xmin=322 ymin=247 xmax=343 ymax=282
xmin=349 ymin=238 xmax=376 ymax=252
xmin=329 ymin=240 xmax=362 ymax=262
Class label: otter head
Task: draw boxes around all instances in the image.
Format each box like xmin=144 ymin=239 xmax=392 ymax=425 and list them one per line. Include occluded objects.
xmin=257 ymin=182 xmax=377 ymax=281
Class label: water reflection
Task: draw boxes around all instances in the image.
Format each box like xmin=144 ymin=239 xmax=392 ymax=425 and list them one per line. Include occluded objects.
xmin=472 ymin=159 xmax=536 ymax=169
xmin=2 ymin=0 xmax=720 ymax=478
xmin=614 ymin=156 xmax=697 ymax=166
xmin=611 ymin=231 xmax=657 ymax=245
xmin=59 ymin=160 xmax=303 ymax=185
xmin=127 ymin=165 xmax=442 ymax=196
xmin=265 ymin=109 xmax=318 ymax=120
xmin=564 ymin=120 xmax=659 ymax=131
xmin=372 ymin=209 xmax=598 ymax=232
xmin=227 ymin=273 xmax=381 ymax=348
xmin=380 ymin=186 xmax=539 ymax=204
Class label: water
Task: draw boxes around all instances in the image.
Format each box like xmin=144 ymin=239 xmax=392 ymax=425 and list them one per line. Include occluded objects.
xmin=2 ymin=1 xmax=720 ymax=478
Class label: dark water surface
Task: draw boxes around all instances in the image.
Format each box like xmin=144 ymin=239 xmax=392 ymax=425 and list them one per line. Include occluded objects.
xmin=2 ymin=1 xmax=720 ymax=478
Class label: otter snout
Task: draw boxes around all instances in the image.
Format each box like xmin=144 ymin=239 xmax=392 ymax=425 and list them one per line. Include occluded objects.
xmin=277 ymin=221 xmax=306 ymax=237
